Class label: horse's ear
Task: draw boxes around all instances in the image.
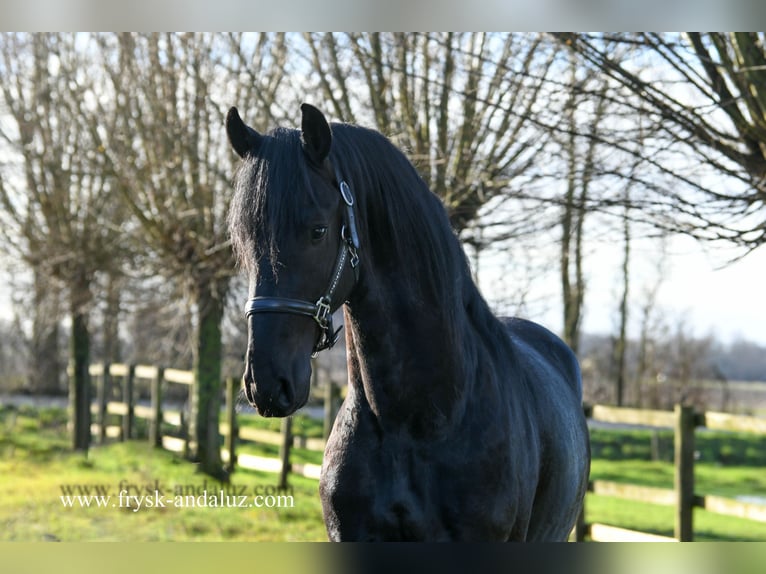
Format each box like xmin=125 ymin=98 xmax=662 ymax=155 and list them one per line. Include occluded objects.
xmin=226 ymin=107 xmax=261 ymax=158
xmin=300 ymin=103 xmax=332 ymax=166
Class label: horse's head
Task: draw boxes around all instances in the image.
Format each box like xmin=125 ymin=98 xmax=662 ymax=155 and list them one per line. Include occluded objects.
xmin=226 ymin=104 xmax=359 ymax=417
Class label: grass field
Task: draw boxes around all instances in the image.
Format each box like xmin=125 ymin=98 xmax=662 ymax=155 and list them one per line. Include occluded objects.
xmin=0 ymin=405 xmax=326 ymax=541
xmin=2 ymin=404 xmax=765 ymax=541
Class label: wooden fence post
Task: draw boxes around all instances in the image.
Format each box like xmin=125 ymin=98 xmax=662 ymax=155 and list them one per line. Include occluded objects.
xmin=674 ymin=404 xmax=695 ymax=541
xmin=225 ymin=377 xmax=238 ymax=474
xmin=182 ymin=381 xmax=192 ymax=459
xmin=123 ymin=364 xmax=135 ymax=441
xmin=576 ymin=402 xmax=593 ymax=542
xmin=279 ymin=416 xmax=293 ymax=490
xmin=97 ymin=362 xmax=110 ymax=444
xmin=574 ymin=504 xmax=588 ymax=542
xmin=323 ymin=378 xmax=336 ymax=441
xmin=179 ymin=406 xmax=189 ymax=459
xmin=150 ymin=367 xmax=164 ymax=448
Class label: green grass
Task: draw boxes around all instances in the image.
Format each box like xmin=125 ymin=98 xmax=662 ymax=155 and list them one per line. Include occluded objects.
xmin=589 ymin=459 xmax=766 ymax=499
xmin=234 ymin=412 xmax=325 ymax=466
xmin=237 ymin=441 xmax=325 ymax=467
xmin=589 ymin=427 xmax=766 ymax=466
xmin=0 ymin=405 xmax=326 ymax=542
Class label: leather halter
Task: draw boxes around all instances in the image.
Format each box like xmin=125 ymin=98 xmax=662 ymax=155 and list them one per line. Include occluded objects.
xmin=243 ymin=173 xmax=360 ymax=356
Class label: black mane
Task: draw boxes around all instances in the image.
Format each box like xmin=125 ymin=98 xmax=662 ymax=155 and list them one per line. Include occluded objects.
xmin=330 ymin=124 xmax=464 ymax=302
xmin=330 ymin=124 xmax=514 ymax=370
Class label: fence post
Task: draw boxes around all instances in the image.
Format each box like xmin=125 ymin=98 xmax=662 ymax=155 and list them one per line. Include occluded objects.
xmin=674 ymin=403 xmax=695 ymax=541
xmin=225 ymin=377 xmax=238 ymax=474
xmin=150 ymin=367 xmax=164 ymax=448
xmin=182 ymin=382 xmax=192 ymax=459
xmin=279 ymin=416 xmax=293 ymax=490
xmin=576 ymin=403 xmax=593 ymax=542
xmin=123 ymin=364 xmax=135 ymax=441
xmin=323 ymin=378 xmax=336 ymax=441
xmin=574 ymin=503 xmax=588 ymax=542
xmin=179 ymin=406 xmax=189 ymax=459
xmin=97 ymin=363 xmax=110 ymax=444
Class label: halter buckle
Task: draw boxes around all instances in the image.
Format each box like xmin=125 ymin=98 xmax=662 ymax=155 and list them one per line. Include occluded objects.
xmin=313 ymin=296 xmax=332 ymax=327
xmin=311 ymin=296 xmax=340 ymax=357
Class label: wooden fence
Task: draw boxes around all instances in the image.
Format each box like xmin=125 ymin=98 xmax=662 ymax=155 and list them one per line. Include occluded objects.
xmin=576 ymin=403 xmax=766 ymax=542
xmin=82 ymin=362 xmax=335 ymax=481
xmin=79 ymin=363 xmax=766 ymax=541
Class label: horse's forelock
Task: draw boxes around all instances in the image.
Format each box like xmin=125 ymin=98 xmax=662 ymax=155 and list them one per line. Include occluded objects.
xmin=228 ymin=128 xmax=316 ymax=276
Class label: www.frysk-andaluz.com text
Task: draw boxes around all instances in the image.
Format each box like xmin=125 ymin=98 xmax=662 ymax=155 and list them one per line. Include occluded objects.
xmin=59 ymin=480 xmax=295 ymax=511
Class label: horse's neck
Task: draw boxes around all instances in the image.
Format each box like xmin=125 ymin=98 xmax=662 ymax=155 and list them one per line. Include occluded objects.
xmin=342 ymin=277 xmax=471 ymax=436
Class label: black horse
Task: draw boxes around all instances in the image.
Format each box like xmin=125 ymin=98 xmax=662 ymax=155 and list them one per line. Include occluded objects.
xmin=226 ymin=103 xmax=590 ymax=541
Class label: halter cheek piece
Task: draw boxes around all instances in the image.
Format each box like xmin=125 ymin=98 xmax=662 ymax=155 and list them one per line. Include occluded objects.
xmin=243 ymin=173 xmax=360 ymax=356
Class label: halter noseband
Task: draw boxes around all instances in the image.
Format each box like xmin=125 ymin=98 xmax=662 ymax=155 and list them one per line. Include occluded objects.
xmin=243 ymin=174 xmax=360 ymax=356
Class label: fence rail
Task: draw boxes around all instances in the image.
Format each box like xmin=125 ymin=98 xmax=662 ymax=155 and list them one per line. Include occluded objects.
xmin=74 ymin=362 xmax=766 ymax=542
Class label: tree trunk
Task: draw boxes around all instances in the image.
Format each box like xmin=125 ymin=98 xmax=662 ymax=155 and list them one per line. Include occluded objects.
xmin=561 ymin=58 xmax=585 ymax=355
xmin=31 ymin=271 xmax=62 ymax=394
xmin=69 ymin=272 xmax=91 ymax=452
xmin=190 ymin=279 xmax=224 ymax=478
xmin=561 ymin=195 xmax=581 ymax=354
xmin=614 ymin=201 xmax=630 ymax=406
xmin=102 ymin=272 xmax=121 ymax=364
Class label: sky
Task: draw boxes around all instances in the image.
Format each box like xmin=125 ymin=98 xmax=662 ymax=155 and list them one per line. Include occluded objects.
xmin=479 ymin=232 xmax=766 ymax=347
xmin=631 ymin=236 xmax=766 ymax=345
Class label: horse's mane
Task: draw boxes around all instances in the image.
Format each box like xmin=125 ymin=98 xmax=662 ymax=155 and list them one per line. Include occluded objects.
xmin=329 ymin=124 xmax=512 ymax=367
xmin=330 ymin=124 xmax=461 ymax=305
xmin=228 ymin=121 xmax=512 ymax=369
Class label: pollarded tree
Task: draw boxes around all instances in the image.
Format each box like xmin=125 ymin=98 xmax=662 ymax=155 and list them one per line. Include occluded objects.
xmin=301 ymin=32 xmax=559 ymax=235
xmin=0 ymin=33 xmax=126 ymax=450
xmin=93 ymin=33 xmax=287 ymax=477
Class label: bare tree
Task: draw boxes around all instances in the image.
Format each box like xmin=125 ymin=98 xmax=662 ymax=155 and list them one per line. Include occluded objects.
xmin=0 ymin=314 xmax=27 ymax=392
xmin=301 ymin=32 xmax=558 ymax=235
xmin=552 ymin=51 xmax=614 ymax=355
xmin=611 ymin=111 xmax=652 ymax=407
xmin=555 ymin=32 xmax=766 ymax=251
xmin=634 ymin=235 xmax=668 ymax=409
xmin=612 ymin=199 xmax=631 ymax=407
xmin=0 ymin=33 xmax=125 ymax=449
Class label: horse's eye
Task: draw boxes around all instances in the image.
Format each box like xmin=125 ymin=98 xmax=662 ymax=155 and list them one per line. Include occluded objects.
xmin=311 ymin=226 xmax=328 ymax=242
